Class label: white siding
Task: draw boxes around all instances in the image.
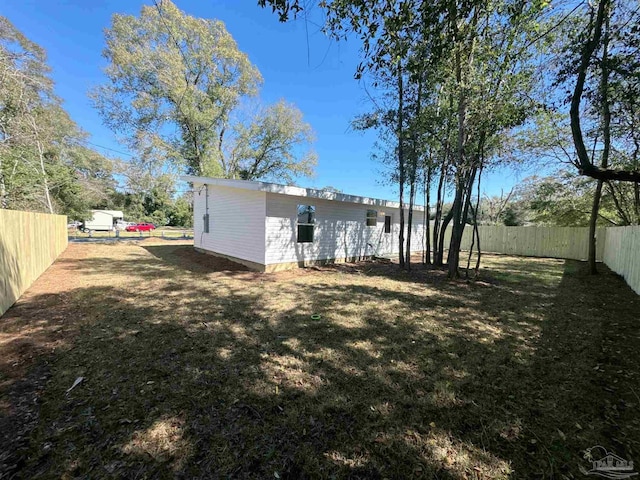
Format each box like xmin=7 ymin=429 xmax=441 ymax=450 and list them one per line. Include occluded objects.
xmin=264 ymin=193 xmax=425 ymax=265
xmin=193 ymin=183 xmax=266 ymax=264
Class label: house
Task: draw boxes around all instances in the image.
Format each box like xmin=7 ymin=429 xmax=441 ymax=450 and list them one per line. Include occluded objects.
xmin=183 ymin=176 xmax=428 ymax=272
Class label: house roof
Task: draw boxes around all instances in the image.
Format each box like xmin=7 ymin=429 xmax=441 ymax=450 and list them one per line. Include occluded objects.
xmin=181 ymin=176 xmax=426 ymax=211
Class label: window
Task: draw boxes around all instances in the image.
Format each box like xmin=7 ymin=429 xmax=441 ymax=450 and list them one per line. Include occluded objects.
xmin=366 ymin=209 xmax=377 ymax=227
xmin=297 ymin=205 xmax=315 ymax=243
xmin=384 ymin=215 xmax=391 ymax=233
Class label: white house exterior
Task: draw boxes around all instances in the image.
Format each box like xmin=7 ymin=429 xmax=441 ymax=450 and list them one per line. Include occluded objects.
xmin=184 ymin=176 xmax=427 ymax=272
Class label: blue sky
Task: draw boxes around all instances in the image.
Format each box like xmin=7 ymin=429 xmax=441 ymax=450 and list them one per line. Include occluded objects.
xmin=4 ymin=0 xmax=532 ymax=201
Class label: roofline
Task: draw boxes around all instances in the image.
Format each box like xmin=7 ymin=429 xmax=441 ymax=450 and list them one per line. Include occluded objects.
xmin=181 ymin=176 xmax=425 ymax=211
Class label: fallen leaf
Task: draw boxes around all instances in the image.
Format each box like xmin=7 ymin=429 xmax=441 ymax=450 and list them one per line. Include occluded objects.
xmin=66 ymin=377 xmax=84 ymax=394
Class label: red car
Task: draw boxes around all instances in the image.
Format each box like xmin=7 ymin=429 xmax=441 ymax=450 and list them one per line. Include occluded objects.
xmin=125 ymin=222 xmax=156 ymax=232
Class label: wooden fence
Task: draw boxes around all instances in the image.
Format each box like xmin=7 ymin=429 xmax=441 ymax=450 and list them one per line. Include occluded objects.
xmin=454 ymin=225 xmax=607 ymax=261
xmin=602 ymin=226 xmax=640 ymax=295
xmin=0 ymin=209 xmax=68 ymax=316
xmin=433 ymin=223 xmax=637 ymax=294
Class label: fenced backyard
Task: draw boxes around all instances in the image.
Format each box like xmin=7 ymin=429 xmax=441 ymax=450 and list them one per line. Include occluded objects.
xmin=2 ymin=215 xmax=640 ymax=478
xmin=1 ymin=239 xmax=639 ymax=478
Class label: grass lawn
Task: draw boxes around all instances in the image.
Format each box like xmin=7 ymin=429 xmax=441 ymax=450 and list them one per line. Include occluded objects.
xmin=1 ymin=240 xmax=639 ymax=479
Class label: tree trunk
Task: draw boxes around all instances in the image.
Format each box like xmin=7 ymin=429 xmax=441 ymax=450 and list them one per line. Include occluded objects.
xmin=447 ymin=174 xmax=465 ymax=277
xmin=634 ymin=182 xmax=640 ymax=224
xmin=433 ymin=158 xmax=447 ymax=265
xmin=588 ymin=181 xmax=603 ymax=274
xmin=448 ymin=35 xmax=467 ymax=279
xmin=466 ymin=165 xmax=482 ymax=278
xmin=0 ymin=155 xmax=6 ymax=209
xmin=448 ymin=165 xmax=478 ymax=278
xmin=27 ymin=114 xmax=54 ymax=213
xmin=406 ymin=74 xmax=423 ymax=270
xmin=397 ymin=61 xmax=405 ymax=269
xmin=474 ymin=165 xmax=483 ymax=277
xmin=588 ymin=9 xmax=611 ymax=274
xmin=437 ymin=208 xmax=453 ymax=266
xmin=37 ymin=142 xmax=54 ymax=214
xmin=406 ymin=172 xmax=416 ymax=270
xmin=424 ymin=159 xmax=432 ymax=265
xmin=466 ymin=204 xmax=477 ymax=278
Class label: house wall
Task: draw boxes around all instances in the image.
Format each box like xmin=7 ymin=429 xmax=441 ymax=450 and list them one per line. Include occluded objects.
xmin=264 ymin=192 xmax=426 ymax=267
xmin=193 ymin=183 xmax=266 ymax=265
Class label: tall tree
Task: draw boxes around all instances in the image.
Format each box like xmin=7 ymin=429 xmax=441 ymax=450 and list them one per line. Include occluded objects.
xmin=94 ymin=0 xmax=316 ymax=182
xmin=0 ymin=16 xmax=115 ymax=217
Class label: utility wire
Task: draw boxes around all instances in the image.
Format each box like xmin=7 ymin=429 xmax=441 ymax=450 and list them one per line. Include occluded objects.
xmin=83 ymin=141 xmax=135 ymax=157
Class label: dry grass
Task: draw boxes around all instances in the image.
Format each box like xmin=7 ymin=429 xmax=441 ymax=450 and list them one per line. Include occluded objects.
xmin=1 ymin=240 xmax=639 ymax=479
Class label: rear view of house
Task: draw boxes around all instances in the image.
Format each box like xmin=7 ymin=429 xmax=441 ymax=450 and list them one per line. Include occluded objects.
xmin=183 ymin=176 xmax=426 ymax=272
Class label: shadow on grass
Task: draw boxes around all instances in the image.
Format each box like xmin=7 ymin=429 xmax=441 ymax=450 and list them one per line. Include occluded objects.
xmin=1 ymin=244 xmax=639 ymax=479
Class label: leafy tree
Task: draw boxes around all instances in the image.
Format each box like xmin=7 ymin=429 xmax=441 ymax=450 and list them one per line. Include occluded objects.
xmin=478 ymin=189 xmax=516 ymax=225
xmin=226 ymin=100 xmax=316 ymax=182
xmin=167 ymin=194 xmax=193 ymax=227
xmin=517 ymin=172 xmax=633 ymax=228
xmin=94 ymin=0 xmax=315 ymax=182
xmin=501 ymin=206 xmax=524 ymax=227
xmin=0 ymin=17 xmax=115 ymax=217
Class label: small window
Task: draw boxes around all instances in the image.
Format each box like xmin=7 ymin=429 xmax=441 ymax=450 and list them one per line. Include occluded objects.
xmin=384 ymin=215 xmax=391 ymax=233
xmin=297 ymin=205 xmax=315 ymax=243
xmin=366 ymin=209 xmax=377 ymax=227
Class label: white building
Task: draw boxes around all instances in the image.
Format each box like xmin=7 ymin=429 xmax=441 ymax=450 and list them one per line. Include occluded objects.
xmin=184 ymin=176 xmax=428 ymax=272
xmin=81 ymin=210 xmax=124 ymax=232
